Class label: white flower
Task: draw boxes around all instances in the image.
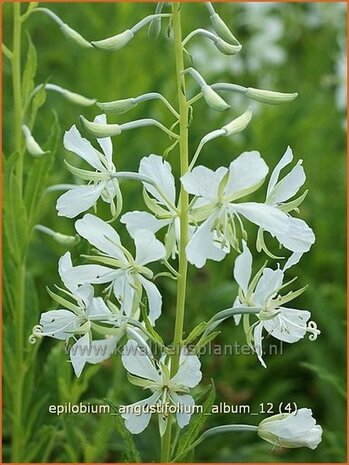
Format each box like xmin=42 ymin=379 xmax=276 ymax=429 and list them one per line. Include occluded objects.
xmin=120 ymin=340 xmax=202 ymax=435
xmin=233 ymin=242 xmax=320 ymax=367
xmin=64 ymin=214 xmax=166 ymax=324
xmin=57 ymin=114 xmax=122 ymax=219
xmin=258 ymin=408 xmax=323 ymax=449
xmin=181 ymin=151 xmax=290 ymax=268
xmin=30 ymin=252 xmax=121 ymax=377
xmin=258 ymin=146 xmax=315 ymax=256
xmin=121 ymin=155 xmax=181 ymax=258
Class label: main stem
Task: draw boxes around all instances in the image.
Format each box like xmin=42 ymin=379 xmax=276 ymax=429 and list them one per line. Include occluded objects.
xmin=11 ymin=4 xmax=26 ymax=462
xmin=161 ymin=4 xmax=189 ymax=462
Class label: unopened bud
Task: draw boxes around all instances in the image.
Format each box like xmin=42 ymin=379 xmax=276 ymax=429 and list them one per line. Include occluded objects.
xmin=214 ymin=37 xmax=242 ymax=55
xmin=60 ymin=23 xmax=92 ymax=49
xmin=222 ymin=106 xmax=253 ymax=136
xmin=202 ymin=85 xmax=230 ymax=112
xmin=91 ymin=30 xmax=134 ymax=51
xmin=80 ymin=115 xmax=122 ymax=138
xmin=246 ymin=87 xmax=299 ymax=105
xmin=210 ymin=13 xmax=240 ymax=45
xmin=53 ymin=232 xmax=80 ymax=246
xmin=45 ymin=84 xmax=96 ymax=106
xmin=97 ymin=98 xmax=137 ymax=114
xmin=22 ymin=125 xmax=49 ymax=157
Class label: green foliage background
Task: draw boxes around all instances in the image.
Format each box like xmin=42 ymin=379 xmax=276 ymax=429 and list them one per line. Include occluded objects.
xmin=3 ymin=2 xmax=346 ymax=462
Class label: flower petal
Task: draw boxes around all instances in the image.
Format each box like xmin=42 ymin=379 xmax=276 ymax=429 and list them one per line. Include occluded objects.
xmin=268 ymin=161 xmax=305 ymax=205
xmin=64 ymin=264 xmax=117 ymax=287
xmin=139 ymin=276 xmax=162 ymax=325
xmin=70 ymin=332 xmax=90 ymax=377
xmin=121 ymin=340 xmax=161 ymax=383
xmin=94 ymin=114 xmax=113 ymax=165
xmin=263 ymin=307 xmax=311 ymax=343
xmin=75 ymin=214 xmax=124 ymax=260
xmin=171 ymin=392 xmax=195 ymax=428
xmin=85 ymin=336 xmax=119 ymax=364
xmin=181 ymin=166 xmax=227 ymax=201
xmin=64 ymin=125 xmax=104 ymax=171
xmin=58 ymin=252 xmax=76 ymax=293
xmin=232 ymin=202 xmax=289 ymax=236
xmin=267 ymin=146 xmax=293 ymax=196
xmin=121 ymin=211 xmax=170 ymax=237
xmin=225 ymin=151 xmax=268 ymax=199
xmin=254 ymin=268 xmax=284 ymax=306
xmin=40 ymin=309 xmax=79 ymax=340
xmin=134 ymin=229 xmax=166 ymax=266
xmin=275 ymin=217 xmax=315 ymax=253
xmin=233 ymin=241 xmax=252 ymax=295
xmin=56 ymin=183 xmax=106 ymax=219
xmin=121 ymin=391 xmax=162 ymax=434
xmin=253 ymin=322 xmax=266 ymax=368
xmin=171 ymin=349 xmax=202 ymax=388
xmin=139 ymin=155 xmax=176 ymax=205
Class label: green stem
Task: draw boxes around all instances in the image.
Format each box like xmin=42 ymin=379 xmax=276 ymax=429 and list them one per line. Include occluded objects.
xmin=161 ymin=4 xmax=189 ymax=462
xmin=12 ymin=2 xmax=23 ymax=193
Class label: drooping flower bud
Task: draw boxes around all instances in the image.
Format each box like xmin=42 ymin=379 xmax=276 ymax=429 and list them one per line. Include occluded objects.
xmin=45 ymin=84 xmax=96 ymax=106
xmin=91 ymin=30 xmax=134 ymax=51
xmin=22 ymin=125 xmax=49 ymax=157
xmin=258 ymin=409 xmax=322 ymax=450
xmin=201 ymin=85 xmax=230 ymax=112
xmin=210 ymin=13 xmax=240 ymax=45
xmin=97 ymin=98 xmax=137 ymax=114
xmin=79 ymin=115 xmax=121 ymax=137
xmin=214 ymin=37 xmax=242 ymax=55
xmin=222 ymin=106 xmax=253 ymax=136
xmin=60 ymin=23 xmax=93 ymax=48
xmin=246 ymin=87 xmax=299 ymax=105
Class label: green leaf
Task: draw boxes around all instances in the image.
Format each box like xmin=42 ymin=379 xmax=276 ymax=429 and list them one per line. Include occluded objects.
xmin=22 ymin=33 xmax=37 ymax=105
xmin=184 ymin=321 xmax=207 ymax=344
xmin=104 ymin=398 xmax=141 ymax=462
xmin=174 ymin=381 xmax=216 ymax=461
xmin=29 ymin=84 xmax=47 ymax=128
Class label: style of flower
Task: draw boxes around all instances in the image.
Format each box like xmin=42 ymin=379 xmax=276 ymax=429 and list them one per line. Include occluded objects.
xmin=257 ymin=146 xmax=315 ymax=257
xmin=30 ymin=252 xmax=121 ymax=377
xmin=232 ymin=242 xmax=320 ymax=367
xmin=121 ymin=154 xmax=180 ymax=258
xmin=57 ymin=114 xmax=122 ymax=219
xmin=64 ymin=214 xmax=166 ymax=324
xmin=258 ymin=408 xmax=323 ymax=450
xmin=181 ymin=151 xmax=291 ymax=268
xmin=120 ymin=340 xmax=202 ymax=435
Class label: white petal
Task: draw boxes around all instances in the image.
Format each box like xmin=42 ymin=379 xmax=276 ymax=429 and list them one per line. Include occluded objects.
xmin=75 ymin=283 xmax=94 ymax=307
xmin=121 ymin=391 xmax=161 ymax=434
xmin=139 ymin=276 xmax=162 ymax=325
xmin=87 ymin=296 xmax=111 ymax=319
xmin=254 ymin=268 xmax=284 ymax=307
xmin=225 ymin=151 xmax=268 ymax=199
xmin=181 ymin=166 xmax=227 ymax=201
xmin=58 ymin=252 xmax=76 ymax=293
xmin=171 ymin=349 xmax=202 ymax=388
xmin=267 ymin=146 xmax=293 ymax=196
xmin=40 ymin=309 xmax=79 ymax=340
xmin=94 ymin=114 xmax=113 ymax=165
xmin=134 ymin=229 xmax=166 ymax=266
xmin=171 ymin=393 xmax=195 ymax=428
xmin=139 ymin=155 xmax=176 ymax=205
xmin=186 ymin=213 xmax=227 ymax=268
xmin=56 ymin=183 xmax=105 ymax=218
xmin=253 ymin=323 xmax=266 ymax=368
xmin=75 ymin=214 xmax=124 ymax=260
xmin=64 ymin=125 xmax=104 ymax=171
xmin=85 ymin=336 xmax=119 ymax=364
xmin=232 ymin=202 xmax=289 ymax=236
xmin=268 ymin=161 xmax=305 ymax=205
xmin=121 ymin=211 xmax=170 ymax=237
xmin=233 ymin=241 xmax=252 ymax=295
xmin=64 ymin=264 xmax=117 ymax=286
xmin=121 ymin=340 xmax=161 ymax=382
xmin=283 ymin=252 xmax=303 ymax=272
xmin=113 ymin=271 xmax=135 ymax=316
xmin=70 ymin=333 xmax=90 ymax=377
xmin=263 ymin=307 xmax=311 ymax=343
xmin=275 ymin=217 xmax=315 ymax=253
xmin=263 ymin=408 xmax=316 ymax=437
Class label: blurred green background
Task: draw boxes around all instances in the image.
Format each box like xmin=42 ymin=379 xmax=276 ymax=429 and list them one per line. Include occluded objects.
xmin=3 ymin=2 xmax=346 ymax=462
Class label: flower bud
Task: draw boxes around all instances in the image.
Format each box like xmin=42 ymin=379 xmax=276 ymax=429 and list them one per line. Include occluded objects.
xmin=79 ymin=115 xmax=121 ymax=138
xmin=201 ymin=85 xmax=230 ymax=112
xmin=91 ymin=30 xmax=134 ymax=51
xmin=210 ymin=13 xmax=240 ymax=45
xmin=97 ymin=98 xmax=137 ymax=115
xmin=214 ymin=37 xmax=242 ymax=55
xmin=60 ymin=23 xmax=92 ymax=49
xmin=258 ymin=409 xmax=322 ymax=450
xmin=222 ymin=106 xmax=253 ymax=136
xmin=22 ymin=125 xmax=49 ymax=157
xmin=45 ymin=84 xmax=96 ymax=106
xmin=52 ymin=232 xmax=80 ymax=246
xmin=246 ymin=87 xmax=299 ymax=105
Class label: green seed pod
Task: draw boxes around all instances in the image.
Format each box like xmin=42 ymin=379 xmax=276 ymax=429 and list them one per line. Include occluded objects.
xmin=91 ymin=30 xmax=134 ymax=51
xmin=201 ymin=85 xmax=230 ymax=112
xmin=80 ymin=115 xmax=122 ymax=137
xmin=97 ymin=98 xmax=137 ymax=114
xmin=246 ymin=87 xmax=299 ymax=105
xmin=60 ymin=23 xmax=93 ymax=48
